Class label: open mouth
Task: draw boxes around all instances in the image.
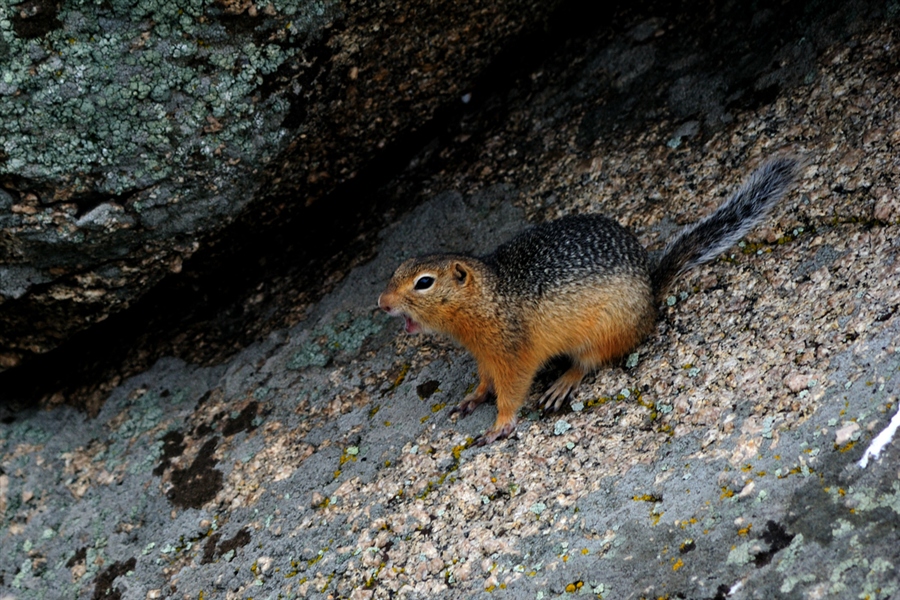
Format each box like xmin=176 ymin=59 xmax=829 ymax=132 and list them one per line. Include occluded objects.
xmin=404 ymin=316 xmax=421 ymax=334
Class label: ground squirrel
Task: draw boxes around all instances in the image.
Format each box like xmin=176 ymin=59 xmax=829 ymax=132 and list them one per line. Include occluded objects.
xmin=379 ymin=157 xmax=799 ymax=445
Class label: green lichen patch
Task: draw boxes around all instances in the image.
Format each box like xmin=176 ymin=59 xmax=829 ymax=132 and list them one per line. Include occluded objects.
xmin=288 ymin=311 xmax=388 ymax=370
xmin=0 ymin=0 xmax=339 ymax=192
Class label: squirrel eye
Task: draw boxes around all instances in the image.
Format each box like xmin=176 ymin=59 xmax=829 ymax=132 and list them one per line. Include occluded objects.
xmin=414 ymin=275 xmax=435 ymax=290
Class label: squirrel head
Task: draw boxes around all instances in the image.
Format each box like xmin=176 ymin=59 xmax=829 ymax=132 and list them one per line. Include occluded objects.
xmin=378 ymin=255 xmax=484 ymax=337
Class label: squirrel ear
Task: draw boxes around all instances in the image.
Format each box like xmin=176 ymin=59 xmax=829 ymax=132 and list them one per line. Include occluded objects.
xmin=452 ymin=262 xmax=468 ymax=285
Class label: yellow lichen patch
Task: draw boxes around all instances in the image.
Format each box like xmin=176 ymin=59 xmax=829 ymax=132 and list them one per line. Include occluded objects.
xmin=392 ymin=364 xmax=411 ymax=389
xmin=364 ymin=562 xmax=386 ymax=588
xmin=307 ymin=547 xmax=329 ymax=567
xmin=632 ymin=494 xmax=662 ymax=502
xmin=284 ymin=559 xmax=301 ymax=578
xmin=657 ymin=423 xmax=674 ymax=435
xmin=672 ymin=558 xmax=684 ymax=571
xmin=320 ymin=572 xmax=335 ymax=593
xmin=836 ymin=441 xmax=856 ymax=453
xmin=585 ymin=395 xmax=613 ymax=408
xmin=339 ymin=447 xmax=358 ymax=467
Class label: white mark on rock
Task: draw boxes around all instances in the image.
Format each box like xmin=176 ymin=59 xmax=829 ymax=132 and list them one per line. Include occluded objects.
xmin=858 ymin=402 xmax=900 ymax=468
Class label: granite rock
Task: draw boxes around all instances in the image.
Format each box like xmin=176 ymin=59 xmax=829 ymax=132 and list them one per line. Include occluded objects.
xmin=0 ymin=0 xmax=558 ymax=370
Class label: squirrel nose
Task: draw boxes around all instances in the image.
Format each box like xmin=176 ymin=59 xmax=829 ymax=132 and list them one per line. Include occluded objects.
xmin=378 ymin=294 xmax=391 ymax=312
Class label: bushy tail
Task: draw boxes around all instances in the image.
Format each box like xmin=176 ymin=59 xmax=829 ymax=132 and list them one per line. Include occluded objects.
xmin=651 ymin=156 xmax=799 ymax=296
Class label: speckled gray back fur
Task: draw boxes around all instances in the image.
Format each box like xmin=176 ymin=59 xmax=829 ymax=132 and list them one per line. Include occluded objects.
xmin=482 ymin=157 xmax=798 ymax=300
xmin=484 ymin=214 xmax=649 ymax=297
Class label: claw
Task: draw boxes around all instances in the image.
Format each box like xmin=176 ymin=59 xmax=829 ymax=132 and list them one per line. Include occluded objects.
xmin=474 ymin=419 xmax=517 ymax=446
xmin=449 ymin=400 xmax=477 ymax=418
xmin=539 ymin=380 xmax=574 ymax=413
xmin=451 ymin=390 xmax=491 ymax=418
xmin=449 ymin=403 xmax=471 ymax=417
xmin=539 ymin=368 xmax=585 ymax=413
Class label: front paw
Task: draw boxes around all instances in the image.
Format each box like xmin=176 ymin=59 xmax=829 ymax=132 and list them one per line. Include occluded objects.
xmin=474 ymin=419 xmax=517 ymax=446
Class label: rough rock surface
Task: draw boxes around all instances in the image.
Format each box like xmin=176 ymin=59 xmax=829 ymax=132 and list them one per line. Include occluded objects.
xmin=0 ymin=0 xmax=558 ymax=370
xmin=3 ymin=0 xmax=900 ymax=599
